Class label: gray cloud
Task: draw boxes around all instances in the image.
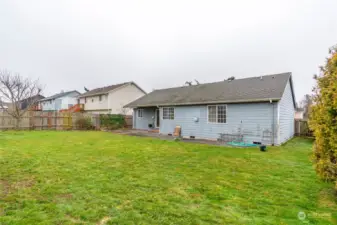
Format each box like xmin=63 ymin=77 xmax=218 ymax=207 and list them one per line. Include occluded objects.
xmin=1 ymin=0 xmax=336 ymax=102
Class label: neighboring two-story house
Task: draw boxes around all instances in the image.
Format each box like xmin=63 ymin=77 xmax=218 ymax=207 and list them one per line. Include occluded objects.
xmin=39 ymin=90 xmax=81 ymax=111
xmin=20 ymin=95 xmax=45 ymax=110
xmin=78 ymin=82 xmax=146 ymax=114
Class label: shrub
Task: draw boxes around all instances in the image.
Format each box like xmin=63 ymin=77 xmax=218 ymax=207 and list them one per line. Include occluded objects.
xmin=309 ymin=45 xmax=337 ymax=185
xmin=75 ymin=117 xmax=94 ymax=130
xmin=100 ymin=114 xmax=125 ymax=130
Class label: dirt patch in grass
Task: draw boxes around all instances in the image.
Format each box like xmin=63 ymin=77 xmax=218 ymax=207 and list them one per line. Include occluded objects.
xmin=168 ymin=187 xmax=189 ymax=197
xmin=57 ymin=193 xmax=73 ymax=200
xmin=116 ymin=200 xmax=132 ymax=210
xmin=96 ymin=216 xmax=111 ymax=225
xmin=0 ymin=178 xmax=35 ymax=198
xmin=66 ymin=215 xmax=88 ymax=224
xmin=318 ymin=188 xmax=337 ymax=208
xmin=12 ymin=179 xmax=35 ymax=189
xmin=0 ymin=179 xmax=11 ymax=197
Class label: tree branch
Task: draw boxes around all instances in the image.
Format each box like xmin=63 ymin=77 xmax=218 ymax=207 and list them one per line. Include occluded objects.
xmin=0 ymin=70 xmax=43 ymax=126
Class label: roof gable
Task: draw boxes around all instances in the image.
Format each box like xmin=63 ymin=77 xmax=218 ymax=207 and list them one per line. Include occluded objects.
xmin=79 ymin=82 xmax=146 ymax=98
xmin=288 ymin=75 xmax=297 ymax=108
xmin=40 ymin=91 xmax=80 ymax=102
xmin=126 ymin=72 xmax=293 ymax=107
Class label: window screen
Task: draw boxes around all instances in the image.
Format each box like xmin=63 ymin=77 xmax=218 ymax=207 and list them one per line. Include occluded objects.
xmin=163 ymin=107 xmax=174 ymax=120
xmin=208 ymin=105 xmax=227 ymax=123
xmin=137 ymin=109 xmax=143 ymax=117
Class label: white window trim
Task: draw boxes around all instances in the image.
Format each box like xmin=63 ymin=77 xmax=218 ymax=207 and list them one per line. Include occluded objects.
xmin=207 ymin=104 xmax=227 ymax=124
xmin=162 ymin=107 xmax=175 ymax=120
xmin=137 ymin=109 xmax=144 ymax=118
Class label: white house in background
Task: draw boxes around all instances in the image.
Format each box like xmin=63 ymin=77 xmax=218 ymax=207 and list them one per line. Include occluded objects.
xmin=78 ymin=82 xmax=146 ymax=114
xmin=0 ymin=103 xmax=8 ymax=112
xmin=39 ymin=90 xmax=81 ymax=111
xmin=295 ymin=108 xmax=304 ymax=120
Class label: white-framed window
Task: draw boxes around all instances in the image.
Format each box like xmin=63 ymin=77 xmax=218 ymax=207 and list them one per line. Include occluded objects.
xmin=137 ymin=109 xmax=144 ymax=118
xmin=163 ymin=107 xmax=174 ymax=120
xmin=208 ymin=105 xmax=227 ymax=123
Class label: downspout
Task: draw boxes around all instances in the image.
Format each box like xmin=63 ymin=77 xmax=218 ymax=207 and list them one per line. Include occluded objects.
xmin=107 ymin=93 xmax=110 ymax=114
xmin=270 ymin=99 xmax=275 ymax=146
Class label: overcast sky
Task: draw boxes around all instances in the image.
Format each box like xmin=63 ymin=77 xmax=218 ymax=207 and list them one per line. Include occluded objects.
xmin=1 ymin=0 xmax=336 ymax=101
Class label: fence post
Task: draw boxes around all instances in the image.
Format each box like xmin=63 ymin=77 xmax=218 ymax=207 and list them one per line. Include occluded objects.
xmin=95 ymin=114 xmax=99 ymax=130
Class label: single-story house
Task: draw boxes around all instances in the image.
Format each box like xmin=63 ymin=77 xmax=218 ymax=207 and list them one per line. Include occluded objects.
xmin=39 ymin=90 xmax=80 ymax=111
xmin=78 ymin=82 xmax=146 ymax=115
xmin=125 ymin=72 xmax=296 ymax=145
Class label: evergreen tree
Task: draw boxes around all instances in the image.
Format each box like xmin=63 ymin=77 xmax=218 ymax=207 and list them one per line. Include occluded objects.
xmin=310 ymin=46 xmax=337 ymax=188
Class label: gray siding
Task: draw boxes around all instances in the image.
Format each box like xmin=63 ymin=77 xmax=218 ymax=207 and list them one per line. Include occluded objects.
xmin=133 ymin=108 xmax=155 ymax=130
xmin=159 ymin=103 xmax=278 ymax=145
xmin=277 ymin=80 xmax=295 ymax=144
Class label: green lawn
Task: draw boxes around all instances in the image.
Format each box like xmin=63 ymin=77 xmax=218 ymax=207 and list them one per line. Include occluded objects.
xmin=0 ymin=132 xmax=336 ymax=225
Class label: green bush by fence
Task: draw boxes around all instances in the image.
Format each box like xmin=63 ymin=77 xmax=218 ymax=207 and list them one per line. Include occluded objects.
xmin=75 ymin=117 xmax=95 ymax=130
xmin=99 ymin=114 xmax=125 ymax=130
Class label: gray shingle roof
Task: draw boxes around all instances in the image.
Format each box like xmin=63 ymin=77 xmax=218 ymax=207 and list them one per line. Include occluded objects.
xmin=79 ymin=82 xmax=147 ymax=98
xmin=125 ymin=72 xmax=293 ymax=108
xmin=40 ymin=91 xmax=80 ymax=102
xmin=79 ymin=82 xmax=129 ymax=98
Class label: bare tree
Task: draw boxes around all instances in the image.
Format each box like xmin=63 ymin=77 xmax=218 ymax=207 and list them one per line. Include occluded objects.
xmin=0 ymin=70 xmax=43 ymax=129
xmin=119 ymin=104 xmax=130 ymax=115
xmin=299 ymin=94 xmax=312 ymax=119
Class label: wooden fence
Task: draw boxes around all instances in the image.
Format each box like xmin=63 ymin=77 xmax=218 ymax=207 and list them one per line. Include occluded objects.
xmin=124 ymin=115 xmax=133 ymax=128
xmin=294 ymin=119 xmax=313 ymax=137
xmin=0 ymin=112 xmax=100 ymax=130
xmin=0 ymin=112 xmax=133 ymax=131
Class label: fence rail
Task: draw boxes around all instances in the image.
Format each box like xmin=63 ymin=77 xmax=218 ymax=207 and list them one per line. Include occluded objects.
xmin=0 ymin=112 xmax=133 ymax=131
xmin=0 ymin=112 xmax=102 ymax=130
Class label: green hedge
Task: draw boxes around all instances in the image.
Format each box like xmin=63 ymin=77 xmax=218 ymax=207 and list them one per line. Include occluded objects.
xmin=75 ymin=117 xmax=94 ymax=130
xmin=310 ymin=46 xmax=337 ymax=185
xmin=100 ymin=114 xmax=125 ymax=130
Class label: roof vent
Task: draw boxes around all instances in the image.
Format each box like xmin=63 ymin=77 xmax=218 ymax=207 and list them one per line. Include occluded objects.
xmin=226 ymin=76 xmax=235 ymax=82
xmin=260 ymin=76 xmax=263 ymax=80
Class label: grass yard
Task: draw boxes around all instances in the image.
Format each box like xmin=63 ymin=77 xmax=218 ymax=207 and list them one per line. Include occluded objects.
xmin=0 ymin=131 xmax=336 ymax=225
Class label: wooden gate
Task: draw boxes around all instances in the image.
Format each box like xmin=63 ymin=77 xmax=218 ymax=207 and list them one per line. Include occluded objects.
xmin=62 ymin=113 xmax=72 ymax=129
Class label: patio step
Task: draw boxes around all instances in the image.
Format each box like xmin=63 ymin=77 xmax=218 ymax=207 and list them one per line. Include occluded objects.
xmin=148 ymin=129 xmax=159 ymax=133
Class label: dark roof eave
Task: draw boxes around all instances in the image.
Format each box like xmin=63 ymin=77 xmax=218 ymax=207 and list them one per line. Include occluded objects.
xmin=78 ymin=82 xmax=146 ymax=98
xmin=125 ymin=98 xmax=281 ymax=108
xmin=79 ymin=92 xmax=108 ymax=98
xmin=38 ymin=91 xmax=80 ymax=102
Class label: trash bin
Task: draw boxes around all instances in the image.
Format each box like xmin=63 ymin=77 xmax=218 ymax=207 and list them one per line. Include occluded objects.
xmin=260 ymin=145 xmax=267 ymax=152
